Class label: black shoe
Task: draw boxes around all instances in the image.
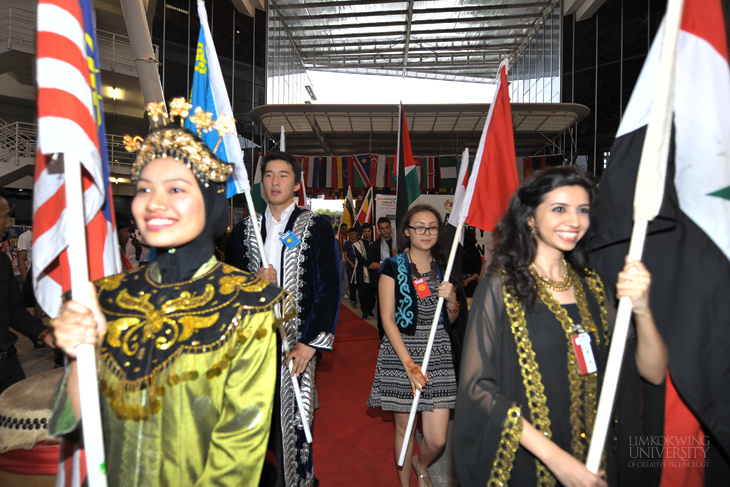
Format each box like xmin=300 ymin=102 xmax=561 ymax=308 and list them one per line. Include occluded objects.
xmin=34 ymin=340 xmax=47 ymax=350
xmin=362 ymin=312 xmax=368 ymax=319
xmin=351 ymin=300 xmax=357 ymax=306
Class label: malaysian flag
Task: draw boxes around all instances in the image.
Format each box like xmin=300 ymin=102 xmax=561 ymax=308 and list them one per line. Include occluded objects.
xmin=35 ymin=2 xmax=120 ymax=485
xmin=34 ymin=0 xmax=121 ymax=317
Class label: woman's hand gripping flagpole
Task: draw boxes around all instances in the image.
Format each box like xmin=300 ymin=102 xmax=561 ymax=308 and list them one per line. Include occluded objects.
xmin=242 ymin=187 xmax=312 ymax=444
xmin=397 ymin=218 xmax=464 ymax=467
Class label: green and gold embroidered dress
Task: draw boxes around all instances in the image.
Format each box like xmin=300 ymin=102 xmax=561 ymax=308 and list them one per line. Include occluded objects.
xmin=50 ymin=259 xmax=290 ymax=487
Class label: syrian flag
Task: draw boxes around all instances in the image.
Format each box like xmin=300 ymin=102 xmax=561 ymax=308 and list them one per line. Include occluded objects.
xmin=458 ymin=62 xmax=519 ymax=232
xmin=590 ymin=0 xmax=730 ymax=477
xmin=395 ymin=103 xmax=421 ymax=229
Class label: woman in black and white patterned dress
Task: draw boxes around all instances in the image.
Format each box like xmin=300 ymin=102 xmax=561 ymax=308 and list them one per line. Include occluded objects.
xmin=367 ymin=204 xmax=460 ymax=487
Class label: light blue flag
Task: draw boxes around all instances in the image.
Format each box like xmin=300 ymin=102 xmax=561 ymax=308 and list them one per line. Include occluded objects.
xmin=186 ymin=0 xmax=248 ymax=198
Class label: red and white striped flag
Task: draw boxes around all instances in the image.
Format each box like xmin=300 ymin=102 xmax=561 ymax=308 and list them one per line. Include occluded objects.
xmin=34 ymin=0 xmax=121 ymax=318
xmin=35 ymin=2 xmax=121 ymax=485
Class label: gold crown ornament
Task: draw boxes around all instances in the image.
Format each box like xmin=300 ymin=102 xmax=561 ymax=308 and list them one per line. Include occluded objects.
xmin=124 ymin=98 xmax=236 ymax=186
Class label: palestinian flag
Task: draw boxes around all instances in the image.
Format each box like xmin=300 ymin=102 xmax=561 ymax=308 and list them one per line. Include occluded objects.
xmin=395 ymin=103 xmax=420 ymax=229
xmin=590 ymin=1 xmax=730 ymax=483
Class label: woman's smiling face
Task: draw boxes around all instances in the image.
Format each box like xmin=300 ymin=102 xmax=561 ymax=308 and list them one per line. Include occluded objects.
xmin=528 ymin=185 xmax=591 ymax=259
xmin=132 ymin=158 xmax=206 ymax=249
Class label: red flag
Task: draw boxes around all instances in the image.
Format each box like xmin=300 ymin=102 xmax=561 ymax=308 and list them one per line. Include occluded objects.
xmin=459 ymin=63 xmax=519 ymax=232
xmin=298 ymin=170 xmax=307 ymax=208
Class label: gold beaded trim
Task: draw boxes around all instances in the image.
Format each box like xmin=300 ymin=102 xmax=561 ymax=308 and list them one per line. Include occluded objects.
xmin=124 ymin=98 xmax=236 ymax=186
xmin=487 ymin=404 xmax=523 ymax=487
xmin=528 ymin=258 xmax=573 ymax=291
xmin=534 ymin=265 xmax=598 ymax=463
xmin=501 ymin=266 xmax=610 ymax=484
xmin=584 ymin=269 xmax=610 ymax=345
xmin=501 ymin=272 xmax=556 ymax=487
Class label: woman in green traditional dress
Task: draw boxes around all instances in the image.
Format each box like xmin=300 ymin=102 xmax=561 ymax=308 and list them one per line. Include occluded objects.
xmin=50 ymin=100 xmax=289 ymax=487
xmin=454 ymin=167 xmax=668 ymax=487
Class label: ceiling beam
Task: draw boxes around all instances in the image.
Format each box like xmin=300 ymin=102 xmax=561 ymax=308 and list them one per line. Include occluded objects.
xmin=402 ymin=0 xmax=415 ymax=76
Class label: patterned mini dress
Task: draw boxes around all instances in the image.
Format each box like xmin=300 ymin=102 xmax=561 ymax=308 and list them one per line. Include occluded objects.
xmin=367 ymin=271 xmax=457 ymax=412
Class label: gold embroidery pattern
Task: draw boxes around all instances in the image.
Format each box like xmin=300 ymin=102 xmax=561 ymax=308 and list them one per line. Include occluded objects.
xmin=488 ymin=405 xmax=523 ymax=487
xmin=96 ymin=272 xmax=127 ymax=292
xmin=501 ymin=272 xmax=556 ymax=487
xmin=107 ymin=285 xmax=217 ymax=356
xmin=538 ymin=268 xmax=606 ymax=461
xmin=584 ymin=269 xmax=610 ymax=345
xmin=97 ymin=262 xmax=294 ymax=420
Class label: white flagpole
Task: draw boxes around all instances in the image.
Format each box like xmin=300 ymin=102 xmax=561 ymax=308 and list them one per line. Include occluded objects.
xmin=585 ymin=0 xmax=684 ymax=472
xmin=64 ymin=154 xmax=107 ymax=487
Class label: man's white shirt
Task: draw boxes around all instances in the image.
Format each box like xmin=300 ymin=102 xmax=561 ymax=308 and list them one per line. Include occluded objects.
xmin=264 ymin=200 xmax=296 ymax=286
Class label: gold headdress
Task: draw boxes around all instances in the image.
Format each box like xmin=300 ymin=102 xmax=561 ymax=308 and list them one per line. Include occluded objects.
xmin=124 ymin=98 xmax=236 ymax=186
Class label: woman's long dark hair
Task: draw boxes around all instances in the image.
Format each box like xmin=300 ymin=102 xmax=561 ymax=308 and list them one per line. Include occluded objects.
xmin=488 ymin=166 xmax=596 ymax=304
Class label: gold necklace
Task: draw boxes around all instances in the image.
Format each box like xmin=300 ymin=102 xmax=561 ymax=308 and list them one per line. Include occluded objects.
xmin=529 ymin=258 xmax=572 ymax=291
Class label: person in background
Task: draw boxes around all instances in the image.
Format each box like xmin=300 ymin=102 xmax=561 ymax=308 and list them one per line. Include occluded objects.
xmin=227 ymin=151 xmax=341 ymax=487
xmin=367 ymin=216 xmax=396 ymax=338
xmin=16 ymin=228 xmax=32 ymax=283
xmin=115 ymin=212 xmax=133 ymax=271
xmin=343 ymin=227 xmax=359 ymax=307
xmin=338 ymin=222 xmax=349 ymax=300
xmin=123 ymin=220 xmax=139 ymax=268
xmin=50 ymin=102 xmax=286 ymax=486
xmin=454 ymin=167 xmax=667 ymax=487
xmin=0 ymin=188 xmax=55 ymax=394
xmin=354 ymin=222 xmax=374 ymax=318
xmin=461 ymin=227 xmax=483 ymax=298
xmin=368 ymin=204 xmax=460 ymax=487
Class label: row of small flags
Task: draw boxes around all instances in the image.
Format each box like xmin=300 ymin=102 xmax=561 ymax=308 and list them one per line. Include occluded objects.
xmin=284 ymin=153 xmax=464 ymax=192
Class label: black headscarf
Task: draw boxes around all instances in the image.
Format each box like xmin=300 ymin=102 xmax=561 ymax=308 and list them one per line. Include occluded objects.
xmin=153 ymin=179 xmax=229 ymax=284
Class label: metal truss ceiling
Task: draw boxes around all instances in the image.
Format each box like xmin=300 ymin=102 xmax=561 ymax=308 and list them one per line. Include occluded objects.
xmin=251 ymin=103 xmax=589 ymax=156
xmin=271 ymin=0 xmax=560 ymax=82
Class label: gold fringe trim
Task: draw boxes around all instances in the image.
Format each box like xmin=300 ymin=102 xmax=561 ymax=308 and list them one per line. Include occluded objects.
xmin=98 ymin=292 xmax=295 ymax=420
xmin=488 ymin=405 xmax=523 ymax=487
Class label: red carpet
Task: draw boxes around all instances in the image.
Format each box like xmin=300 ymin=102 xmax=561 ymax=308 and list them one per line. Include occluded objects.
xmin=315 ymin=304 xmax=418 ymax=486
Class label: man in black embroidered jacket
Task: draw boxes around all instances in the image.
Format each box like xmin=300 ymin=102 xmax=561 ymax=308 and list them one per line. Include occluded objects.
xmin=227 ymin=152 xmax=340 ymax=487
xmin=366 ymin=216 xmax=396 ymax=339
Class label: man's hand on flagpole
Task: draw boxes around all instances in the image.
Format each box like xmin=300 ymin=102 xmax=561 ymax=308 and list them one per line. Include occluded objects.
xmin=257 ymin=264 xmax=277 ymax=285
xmin=285 ymin=342 xmax=317 ymax=378
xmin=53 ymin=283 xmax=106 ymax=358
